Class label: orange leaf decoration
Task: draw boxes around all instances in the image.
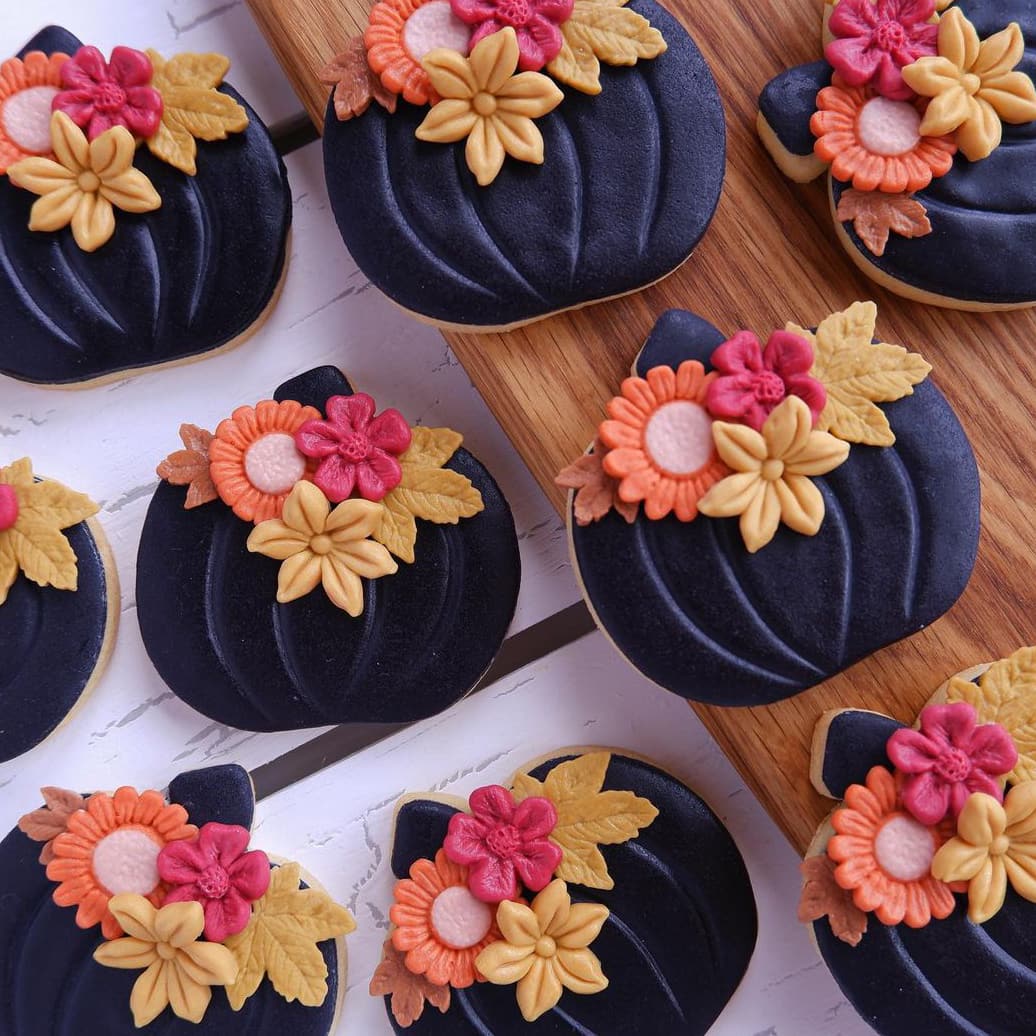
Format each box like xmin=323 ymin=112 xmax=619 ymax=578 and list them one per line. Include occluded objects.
xmin=157 ymin=423 xmax=218 ymax=509
xmin=798 ymin=854 xmax=868 ymax=947
xmin=836 ymin=189 xmax=932 ymax=258
xmin=17 ymin=786 xmax=89 ymax=865
xmin=369 ymin=939 xmax=451 ymax=1027
xmin=319 ymin=36 xmax=398 ymax=121
xmin=556 ymin=438 xmax=639 ymax=527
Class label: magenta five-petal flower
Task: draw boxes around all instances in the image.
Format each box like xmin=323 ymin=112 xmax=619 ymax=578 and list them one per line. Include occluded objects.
xmin=157 ymin=822 xmax=271 ymax=942
xmin=295 ymin=394 xmax=412 ymax=504
xmin=444 ymin=785 xmax=563 ymax=902
xmin=705 ymin=330 xmax=827 ymax=431
xmin=449 ymin=0 xmax=574 ymax=72
xmin=52 ymin=46 xmax=164 ymax=141
xmin=825 ymin=0 xmax=939 ymax=102
xmin=887 ymin=702 xmax=1018 ymax=826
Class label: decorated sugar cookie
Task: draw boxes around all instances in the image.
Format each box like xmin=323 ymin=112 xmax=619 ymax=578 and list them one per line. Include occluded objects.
xmin=0 ymin=457 xmax=117 ymax=762
xmin=800 ymin=646 xmax=1036 ymax=1035
xmin=0 ymin=26 xmax=291 ymax=385
xmin=3 ymin=764 xmax=354 ymax=1033
xmin=557 ymin=303 xmax=979 ymax=706
xmin=137 ymin=365 xmax=520 ymax=731
xmin=370 ymin=749 xmax=757 ymax=1033
xmin=757 ymin=1 xmax=1036 ymax=310
xmin=320 ymin=0 xmax=725 ymax=330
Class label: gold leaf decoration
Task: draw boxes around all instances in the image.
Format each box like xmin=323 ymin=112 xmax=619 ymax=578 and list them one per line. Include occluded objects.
xmin=798 ymin=854 xmax=867 ymax=946
xmin=401 ymin=427 xmax=464 ymax=469
xmin=146 ymin=50 xmax=249 ymax=175
xmin=946 ymin=646 xmax=1036 ymax=785
xmin=320 ymin=36 xmax=398 ymax=120
xmin=835 ymin=189 xmax=932 ymax=258
xmin=17 ymin=787 xmax=89 ymax=865
xmin=393 ymin=467 xmax=485 ymax=524
xmin=555 ymin=438 xmax=639 ymax=526
xmin=548 ymin=1 xmax=666 ymax=95
xmin=157 ymin=423 xmax=218 ymax=509
xmin=786 ymin=301 xmax=931 ymax=447
xmin=512 ymin=752 xmax=658 ymax=890
xmin=377 ymin=492 xmax=420 ymax=565
xmin=0 ymin=459 xmax=99 ymax=605
xmin=224 ymin=861 xmax=356 ymax=1011
xmin=369 ymin=939 xmax=451 ymax=1026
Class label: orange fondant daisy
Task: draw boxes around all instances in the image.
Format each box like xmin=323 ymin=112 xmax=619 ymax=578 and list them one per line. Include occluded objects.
xmin=46 ymin=786 xmax=198 ymax=940
xmin=390 ymin=849 xmax=502 ymax=988
xmin=0 ymin=50 xmax=69 ymax=173
xmin=209 ymin=399 xmax=321 ymax=524
xmin=827 ymin=766 xmax=955 ymax=928
xmin=811 ymin=81 xmax=957 ymax=194
xmin=598 ymin=360 xmax=728 ymax=522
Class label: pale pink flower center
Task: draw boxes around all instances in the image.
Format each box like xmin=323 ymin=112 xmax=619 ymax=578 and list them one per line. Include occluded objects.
xmin=643 ymin=401 xmax=714 ymax=475
xmin=2 ymin=86 xmax=59 ymax=152
xmin=873 ymin=814 xmax=936 ymax=882
xmin=857 ymin=96 xmax=921 ymax=157
xmin=244 ymin=433 xmax=307 ymax=494
xmin=430 ymin=885 xmax=493 ymax=948
xmin=92 ymin=828 xmax=162 ymax=895
xmin=404 ymin=0 xmax=471 ymax=59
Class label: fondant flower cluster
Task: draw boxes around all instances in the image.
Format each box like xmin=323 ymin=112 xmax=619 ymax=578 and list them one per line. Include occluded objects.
xmin=1 ymin=43 xmax=249 ymax=250
xmin=557 ymin=302 xmax=930 ymax=553
xmin=16 ymin=784 xmax=355 ymax=1026
xmin=812 ymin=2 xmax=1036 ymax=255
xmin=371 ymin=752 xmax=657 ymax=1025
xmin=803 ymin=647 xmax=1036 ymax=946
xmin=320 ymin=0 xmax=666 ymax=184
xmin=157 ymin=386 xmax=485 ymax=616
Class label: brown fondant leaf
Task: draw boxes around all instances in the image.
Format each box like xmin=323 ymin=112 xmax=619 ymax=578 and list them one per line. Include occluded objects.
xmin=370 ymin=939 xmax=450 ymax=1027
xmin=320 ymin=36 xmax=398 ymax=120
xmin=157 ymin=424 xmax=218 ymax=509
xmin=798 ymin=854 xmax=867 ymax=947
xmin=555 ymin=438 xmax=638 ymax=526
xmin=835 ymin=189 xmax=932 ymax=258
xmin=18 ymin=787 xmax=88 ymax=865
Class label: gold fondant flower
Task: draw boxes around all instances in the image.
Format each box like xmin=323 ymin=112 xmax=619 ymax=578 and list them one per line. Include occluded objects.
xmin=416 ymin=27 xmax=563 ymax=186
xmin=902 ymin=9 xmax=1036 ymax=161
xmin=246 ymin=479 xmax=398 ymax=616
xmin=697 ymin=395 xmax=850 ymax=553
xmin=931 ymin=784 xmax=1036 ymax=924
xmin=475 ymin=879 xmax=608 ymax=1022
xmin=93 ymin=894 xmax=238 ymax=1027
xmin=7 ymin=111 xmax=161 ymax=251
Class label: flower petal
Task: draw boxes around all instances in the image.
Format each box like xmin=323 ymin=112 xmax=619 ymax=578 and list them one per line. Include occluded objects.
xmin=70 ymin=191 xmax=115 ymax=252
xmin=967 ymin=855 xmax=1007 ymax=923
xmin=421 ymin=48 xmax=479 ymax=99
xmin=465 ymin=117 xmax=506 ymax=186
xmin=247 ymin=519 xmax=310 ymax=560
xmin=496 ymin=899 xmax=540 ymax=947
xmin=491 ymin=112 xmax=545 ymax=165
xmin=773 ymin=474 xmax=824 ymax=536
xmin=89 ymin=125 xmax=135 ymax=179
xmin=282 ymin=480 xmax=329 ymax=537
xmin=93 ymin=937 xmax=158 ymax=970
xmin=320 ymin=555 xmax=366 ymax=615
xmin=475 ymin=939 xmax=535 ymax=983
xmin=739 ymin=481 xmax=781 ymax=553
xmin=512 ymin=795 xmax=557 ymax=840
xmin=973 ymin=21 xmax=1025 ymax=80
xmin=154 ymin=901 xmax=206 ymax=948
xmin=698 ymin=472 xmax=762 ymax=519
xmin=366 ymin=408 xmax=412 ymax=453
xmin=98 ymin=168 xmax=161 ymax=214
xmin=129 ymin=959 xmax=170 ymax=1028
xmin=552 ymin=902 xmax=608 ymax=949
xmin=166 ymin=962 xmax=212 ymax=1023
xmin=332 ymin=536 xmax=398 ymax=579
xmin=49 ymin=110 xmax=89 ymax=171
xmin=496 ymin=72 xmax=563 ymax=118
xmin=416 ymin=98 xmax=479 ymax=143
xmin=711 ymin=422 xmax=766 ymax=472
xmin=887 ymin=728 xmax=941 ymax=774
xmin=275 ymin=550 xmax=322 ymax=603
xmin=763 ymin=396 xmax=812 ymax=459
xmin=354 ymin=450 xmax=402 ymax=501
xmin=516 ymin=956 xmax=563 ymax=1022
xmin=956 ymin=97 xmax=1003 ymax=162
xmin=471 ymin=26 xmax=521 ymax=94
xmin=554 ymin=947 xmax=608 ymax=994
xmin=6 ymin=157 xmax=76 ymax=196
xmin=107 ymin=894 xmax=159 ymax=941
xmin=25 ymin=183 xmax=81 ymax=232
xmin=958 ymin=792 xmax=1007 ymax=845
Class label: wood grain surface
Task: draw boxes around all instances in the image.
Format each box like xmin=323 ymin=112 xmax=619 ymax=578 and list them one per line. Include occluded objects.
xmin=247 ymin=0 xmax=1036 ymax=854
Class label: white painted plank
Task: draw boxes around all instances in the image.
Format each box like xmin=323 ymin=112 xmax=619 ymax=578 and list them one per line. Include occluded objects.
xmin=255 ymin=632 xmax=865 ymax=1035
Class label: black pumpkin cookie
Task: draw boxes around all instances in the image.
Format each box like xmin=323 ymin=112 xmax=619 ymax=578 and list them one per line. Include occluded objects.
xmin=137 ymin=365 xmax=520 ymax=731
xmin=0 ymin=25 xmax=291 ymax=385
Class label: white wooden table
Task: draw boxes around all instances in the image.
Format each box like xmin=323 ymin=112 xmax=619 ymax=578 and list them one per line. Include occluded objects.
xmin=0 ymin=2 xmax=866 ymax=1032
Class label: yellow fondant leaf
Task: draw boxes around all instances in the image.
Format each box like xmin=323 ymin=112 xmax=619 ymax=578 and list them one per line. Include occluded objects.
xmin=548 ymin=27 xmax=603 ymax=95
xmin=393 ymin=466 xmax=484 ymax=524
xmin=7 ymin=524 xmax=77 ymax=591
xmin=373 ymin=491 xmax=419 ymax=564
xmin=149 ymin=50 xmax=230 ymax=90
xmin=0 ymin=458 xmax=34 ymax=488
xmin=401 ymin=427 xmax=464 ymax=469
xmin=512 ymin=752 xmax=658 ymax=890
xmin=223 ymin=862 xmax=355 ymax=1012
xmin=788 ymin=302 xmax=931 ymax=447
xmin=20 ymin=480 xmax=99 ymax=529
xmin=0 ymin=539 xmax=18 ymax=606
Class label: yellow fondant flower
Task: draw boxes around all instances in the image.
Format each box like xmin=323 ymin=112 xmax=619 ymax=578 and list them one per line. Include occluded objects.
xmin=246 ymin=479 xmax=398 ymax=616
xmin=416 ymin=27 xmax=563 ymax=186
xmin=931 ymin=784 xmax=1036 ymax=924
xmin=697 ymin=395 xmax=850 ymax=553
xmin=902 ymin=9 xmax=1036 ymax=161
xmin=475 ymin=879 xmax=608 ymax=1022
xmin=93 ymin=894 xmax=238 ymax=1027
xmin=6 ymin=111 xmax=161 ymax=252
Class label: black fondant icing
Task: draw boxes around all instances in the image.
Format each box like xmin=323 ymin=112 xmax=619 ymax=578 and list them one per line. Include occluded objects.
xmin=759 ymin=1 xmax=1036 ymax=306
xmin=322 ymin=0 xmax=725 ymax=328
xmin=0 ymin=508 xmax=109 ymax=762
xmin=569 ymin=309 xmax=980 ymax=706
xmin=0 ymin=766 xmax=339 ymax=1034
xmin=136 ymin=366 xmax=521 ymax=731
xmin=817 ymin=710 xmax=903 ymax=799
xmin=0 ymin=27 xmax=291 ymax=385
xmin=167 ymin=764 xmax=255 ymax=830
xmin=385 ymin=752 xmax=757 ymax=1035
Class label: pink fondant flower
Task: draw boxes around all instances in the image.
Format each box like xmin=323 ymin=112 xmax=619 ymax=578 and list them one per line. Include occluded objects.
xmin=449 ymin=0 xmax=574 ymax=72
xmin=295 ymin=394 xmax=412 ymax=503
xmin=444 ymin=785 xmax=563 ymax=902
xmin=826 ymin=0 xmax=939 ymax=102
xmin=705 ymin=330 xmax=826 ymax=431
xmin=887 ymin=702 xmax=1018 ymax=826
xmin=52 ymin=45 xmax=163 ymax=141
xmin=157 ymin=822 xmax=271 ymax=942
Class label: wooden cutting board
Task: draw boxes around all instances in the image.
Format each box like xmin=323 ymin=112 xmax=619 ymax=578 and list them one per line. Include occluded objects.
xmin=247 ymin=0 xmax=1036 ymax=854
